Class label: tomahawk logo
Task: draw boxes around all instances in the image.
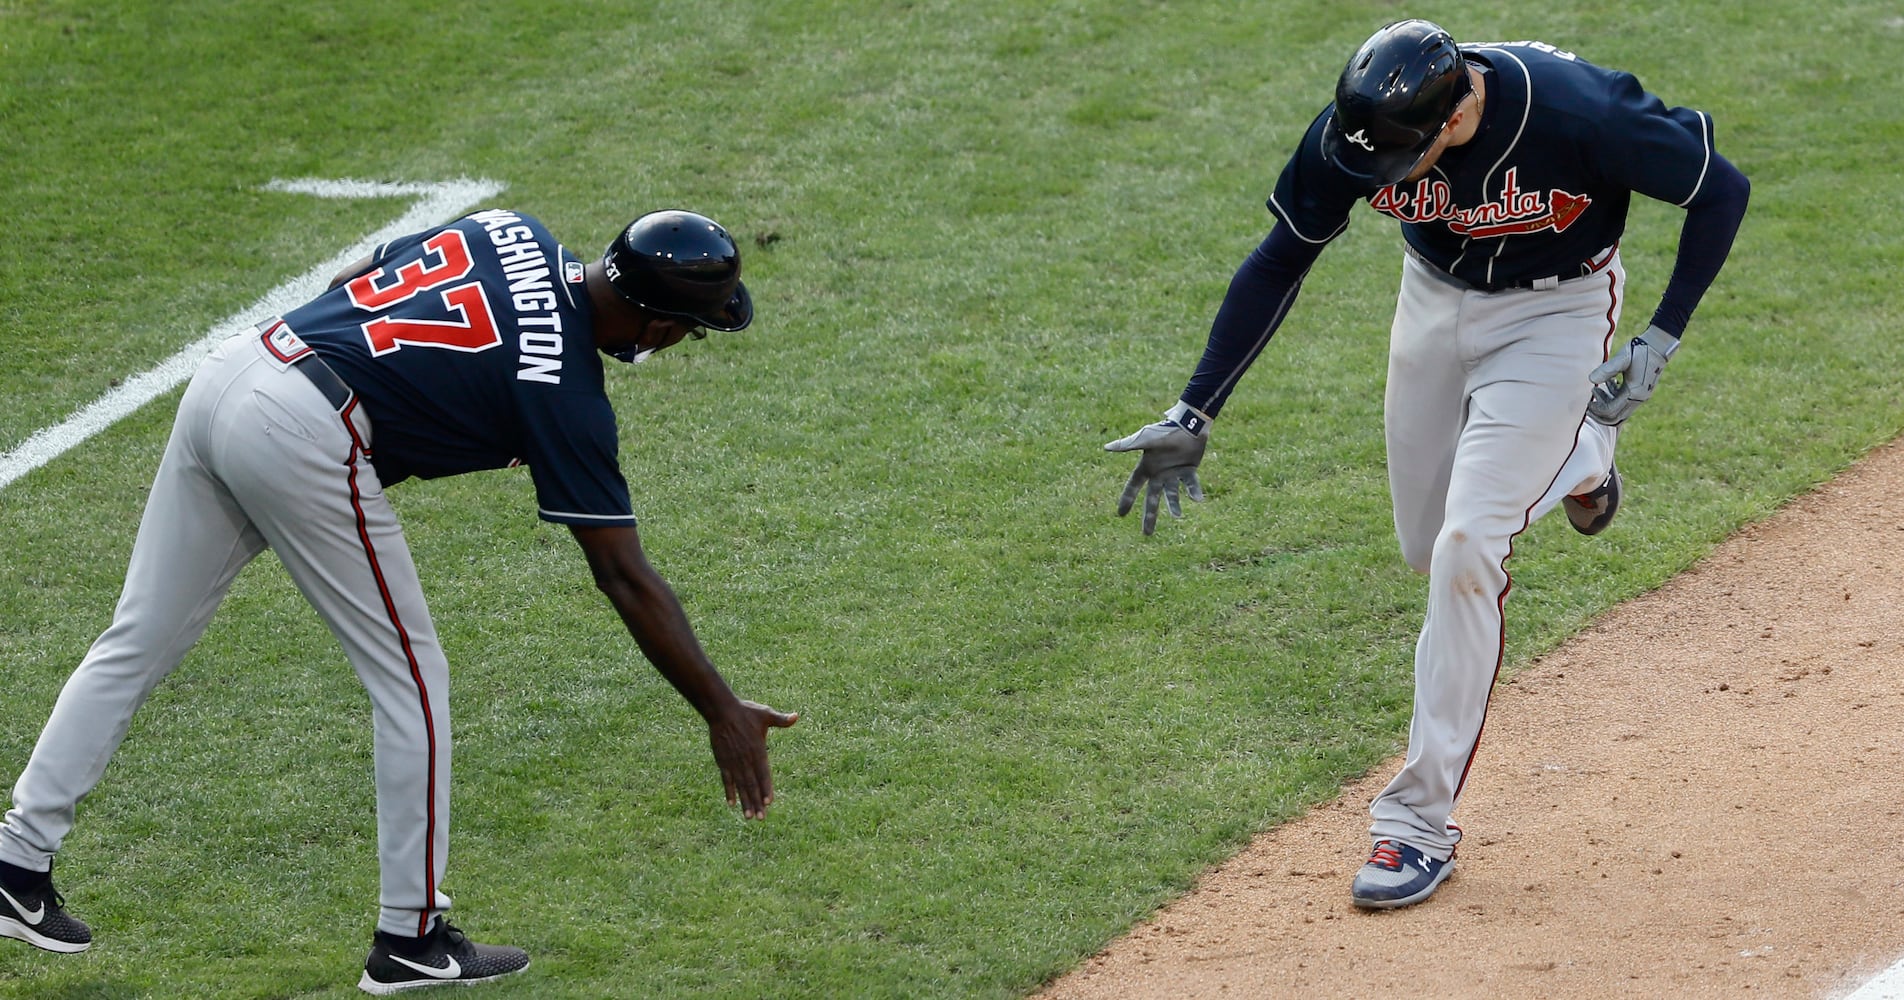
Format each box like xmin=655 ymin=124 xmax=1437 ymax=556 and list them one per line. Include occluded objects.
xmin=1344 ymin=128 xmax=1376 ymax=152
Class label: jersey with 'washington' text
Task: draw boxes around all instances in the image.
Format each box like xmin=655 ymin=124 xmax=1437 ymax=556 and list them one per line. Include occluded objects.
xmin=274 ymin=209 xmax=635 ymax=526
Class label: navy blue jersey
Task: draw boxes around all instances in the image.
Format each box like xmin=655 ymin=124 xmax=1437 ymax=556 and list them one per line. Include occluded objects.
xmin=1269 ymin=40 xmax=1720 ymax=290
xmin=276 ymin=209 xmax=635 ymax=527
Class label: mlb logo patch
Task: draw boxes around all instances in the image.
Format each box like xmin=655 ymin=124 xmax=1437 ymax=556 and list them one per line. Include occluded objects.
xmin=565 ymin=259 xmax=585 ymax=284
xmin=261 ymin=320 xmax=313 ymax=362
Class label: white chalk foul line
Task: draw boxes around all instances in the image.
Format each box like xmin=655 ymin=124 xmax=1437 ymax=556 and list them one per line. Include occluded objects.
xmin=0 ymin=177 xmax=505 ymax=491
xmin=1845 ymin=957 xmax=1904 ymax=1000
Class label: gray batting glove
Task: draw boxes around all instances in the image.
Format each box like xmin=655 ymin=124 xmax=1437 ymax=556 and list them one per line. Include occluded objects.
xmin=1587 ymin=324 xmax=1680 ymax=426
xmin=1105 ymin=401 xmax=1210 ymax=535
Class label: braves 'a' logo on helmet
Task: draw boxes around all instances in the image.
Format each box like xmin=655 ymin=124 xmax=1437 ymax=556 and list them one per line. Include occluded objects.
xmin=1344 ymin=128 xmax=1377 ymax=152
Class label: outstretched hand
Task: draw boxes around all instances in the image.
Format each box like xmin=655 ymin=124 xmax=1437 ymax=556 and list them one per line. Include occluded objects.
xmin=707 ymin=699 xmax=799 ymax=819
xmin=1105 ymin=419 xmax=1208 ymax=535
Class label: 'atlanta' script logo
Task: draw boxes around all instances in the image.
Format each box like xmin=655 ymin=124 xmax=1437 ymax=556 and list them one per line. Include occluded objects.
xmin=1369 ymin=167 xmax=1591 ymax=238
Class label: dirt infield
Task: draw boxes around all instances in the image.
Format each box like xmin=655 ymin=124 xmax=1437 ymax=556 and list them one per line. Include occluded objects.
xmin=1039 ymin=437 xmax=1904 ymax=1000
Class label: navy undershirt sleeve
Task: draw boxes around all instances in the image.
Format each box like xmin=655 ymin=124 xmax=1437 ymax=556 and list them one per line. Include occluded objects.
xmin=1650 ymin=152 xmax=1750 ymax=337
xmin=1178 ymin=222 xmax=1327 ymax=418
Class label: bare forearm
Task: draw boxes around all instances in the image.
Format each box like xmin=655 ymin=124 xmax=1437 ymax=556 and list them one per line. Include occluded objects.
xmin=596 ymin=571 xmax=742 ymax=721
xmin=568 ymin=523 xmax=795 ymax=819
xmin=330 ymin=253 xmax=376 ymax=289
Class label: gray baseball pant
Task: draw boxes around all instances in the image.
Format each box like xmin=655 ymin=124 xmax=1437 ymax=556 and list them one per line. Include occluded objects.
xmin=1369 ymin=251 xmax=1626 ymax=859
xmin=0 ymin=331 xmax=453 ymax=937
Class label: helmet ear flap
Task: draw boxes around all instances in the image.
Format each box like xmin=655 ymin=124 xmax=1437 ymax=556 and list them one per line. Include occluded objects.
xmin=602 ymin=211 xmax=754 ymax=332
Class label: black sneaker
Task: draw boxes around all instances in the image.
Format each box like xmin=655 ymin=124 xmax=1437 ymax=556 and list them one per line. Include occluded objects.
xmin=1562 ymin=463 xmax=1622 ymax=535
xmin=358 ymin=919 xmax=529 ymax=994
xmin=0 ymin=860 xmax=92 ymax=953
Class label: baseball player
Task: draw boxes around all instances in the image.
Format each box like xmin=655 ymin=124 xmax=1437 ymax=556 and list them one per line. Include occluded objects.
xmin=0 ymin=208 xmax=799 ymax=991
xmin=1107 ymin=20 xmax=1748 ymax=909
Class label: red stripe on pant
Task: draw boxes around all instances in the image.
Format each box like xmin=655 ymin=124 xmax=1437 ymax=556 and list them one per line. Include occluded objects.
xmin=1451 ymin=266 xmax=1625 ymax=805
xmin=345 ymin=441 xmax=440 ymax=937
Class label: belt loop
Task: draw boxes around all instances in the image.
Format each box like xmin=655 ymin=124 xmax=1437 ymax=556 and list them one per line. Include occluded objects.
xmin=1587 ymin=243 xmax=1618 ymax=275
xmin=1530 ymin=276 xmax=1559 ymax=292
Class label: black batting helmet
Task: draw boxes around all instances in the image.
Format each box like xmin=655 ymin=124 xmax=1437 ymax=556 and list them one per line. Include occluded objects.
xmin=602 ymin=210 xmax=753 ymax=332
xmin=1322 ymin=20 xmax=1470 ymax=186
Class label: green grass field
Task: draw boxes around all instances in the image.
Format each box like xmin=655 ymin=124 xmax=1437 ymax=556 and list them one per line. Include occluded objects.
xmin=3 ymin=1 xmax=1900 ymax=997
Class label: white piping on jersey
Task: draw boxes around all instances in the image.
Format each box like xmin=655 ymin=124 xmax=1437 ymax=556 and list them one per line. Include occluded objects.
xmin=1271 ymin=190 xmax=1347 ymax=245
xmin=539 ymin=508 xmax=636 ymax=522
xmin=1269 ymin=120 xmax=1357 ymax=244
xmin=1677 ymin=111 xmax=1713 ymax=207
xmin=1466 ymin=47 xmax=1535 ymax=288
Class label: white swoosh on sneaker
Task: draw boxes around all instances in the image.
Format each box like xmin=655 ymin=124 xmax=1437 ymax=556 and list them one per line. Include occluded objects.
xmin=0 ymin=886 xmax=43 ymax=926
xmin=389 ymin=954 xmax=462 ymax=980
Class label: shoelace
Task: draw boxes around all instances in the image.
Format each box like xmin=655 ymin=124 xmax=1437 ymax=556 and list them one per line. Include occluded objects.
xmin=44 ymin=862 xmax=68 ymax=912
xmin=1367 ymin=842 xmax=1404 ymax=870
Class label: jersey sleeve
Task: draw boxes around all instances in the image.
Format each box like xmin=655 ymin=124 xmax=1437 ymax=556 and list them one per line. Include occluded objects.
xmin=1266 ymin=109 xmax=1372 ymax=245
xmin=1178 ymin=222 xmax=1323 ymax=418
xmin=1592 ymin=72 xmax=1718 ymax=208
xmin=1588 ymin=71 xmax=1749 ymax=335
xmin=517 ymin=390 xmax=637 ymax=527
